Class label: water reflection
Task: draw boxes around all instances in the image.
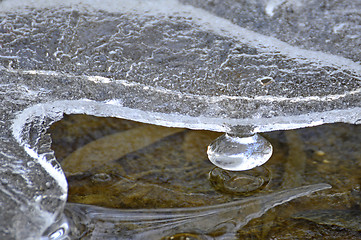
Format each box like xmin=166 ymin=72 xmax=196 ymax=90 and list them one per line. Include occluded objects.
xmin=208 ymin=167 xmax=270 ymax=196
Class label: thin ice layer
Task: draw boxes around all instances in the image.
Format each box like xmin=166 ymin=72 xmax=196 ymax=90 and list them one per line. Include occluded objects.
xmin=0 ymin=0 xmax=360 ymax=134
xmin=62 ymin=183 xmax=331 ymax=239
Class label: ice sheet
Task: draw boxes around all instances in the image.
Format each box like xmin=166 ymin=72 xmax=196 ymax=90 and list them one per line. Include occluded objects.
xmin=1 ymin=0 xmax=360 ymax=134
xmin=0 ymin=0 xmax=359 ymax=238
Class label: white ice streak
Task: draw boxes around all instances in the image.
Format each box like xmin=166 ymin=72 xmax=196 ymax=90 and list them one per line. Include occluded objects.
xmin=7 ymin=67 xmax=361 ymax=104
xmin=12 ymin=105 xmax=68 ymax=195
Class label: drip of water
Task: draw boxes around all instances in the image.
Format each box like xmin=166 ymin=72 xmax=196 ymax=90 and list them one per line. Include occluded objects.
xmin=207 ymin=133 xmax=273 ymax=171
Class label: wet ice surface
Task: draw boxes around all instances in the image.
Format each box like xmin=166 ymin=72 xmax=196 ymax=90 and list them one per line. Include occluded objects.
xmin=0 ymin=0 xmax=360 ymax=239
xmin=180 ymin=0 xmax=361 ymax=64
xmin=1 ymin=0 xmax=360 ymax=133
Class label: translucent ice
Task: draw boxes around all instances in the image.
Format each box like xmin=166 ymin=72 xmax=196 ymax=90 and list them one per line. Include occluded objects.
xmin=0 ymin=0 xmax=360 ymax=134
xmin=207 ymin=133 xmax=273 ymax=171
xmin=49 ymin=184 xmax=330 ymax=240
xmin=0 ymin=0 xmax=360 ymax=239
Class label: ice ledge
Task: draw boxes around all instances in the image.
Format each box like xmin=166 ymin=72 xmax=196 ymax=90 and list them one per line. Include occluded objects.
xmin=13 ymin=99 xmax=361 ymax=139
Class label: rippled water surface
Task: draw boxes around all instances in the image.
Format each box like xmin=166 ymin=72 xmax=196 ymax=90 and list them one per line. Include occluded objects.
xmin=49 ymin=115 xmax=361 ymax=239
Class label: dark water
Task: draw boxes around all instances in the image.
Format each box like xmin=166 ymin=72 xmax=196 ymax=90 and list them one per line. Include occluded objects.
xmin=49 ymin=114 xmax=361 ymax=239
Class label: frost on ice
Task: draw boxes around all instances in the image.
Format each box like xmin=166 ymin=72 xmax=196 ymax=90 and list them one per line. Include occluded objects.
xmin=0 ymin=0 xmax=360 ymax=238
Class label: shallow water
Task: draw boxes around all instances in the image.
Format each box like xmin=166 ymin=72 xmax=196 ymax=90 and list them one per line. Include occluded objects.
xmin=48 ymin=115 xmax=361 ymax=239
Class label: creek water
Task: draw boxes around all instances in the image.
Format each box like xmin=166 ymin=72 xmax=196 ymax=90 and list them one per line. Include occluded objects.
xmin=48 ymin=114 xmax=361 ymax=239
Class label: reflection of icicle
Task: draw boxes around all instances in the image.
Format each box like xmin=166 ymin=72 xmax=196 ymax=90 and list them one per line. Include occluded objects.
xmin=48 ymin=183 xmax=331 ymax=240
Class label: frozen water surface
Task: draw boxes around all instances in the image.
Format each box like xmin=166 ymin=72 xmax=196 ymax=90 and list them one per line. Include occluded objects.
xmin=0 ymin=0 xmax=360 ymax=239
xmin=1 ymin=0 xmax=360 ymax=133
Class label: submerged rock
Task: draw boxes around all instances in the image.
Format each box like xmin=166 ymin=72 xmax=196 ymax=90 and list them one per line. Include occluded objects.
xmin=0 ymin=0 xmax=359 ymax=239
xmin=293 ymin=209 xmax=361 ymax=232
